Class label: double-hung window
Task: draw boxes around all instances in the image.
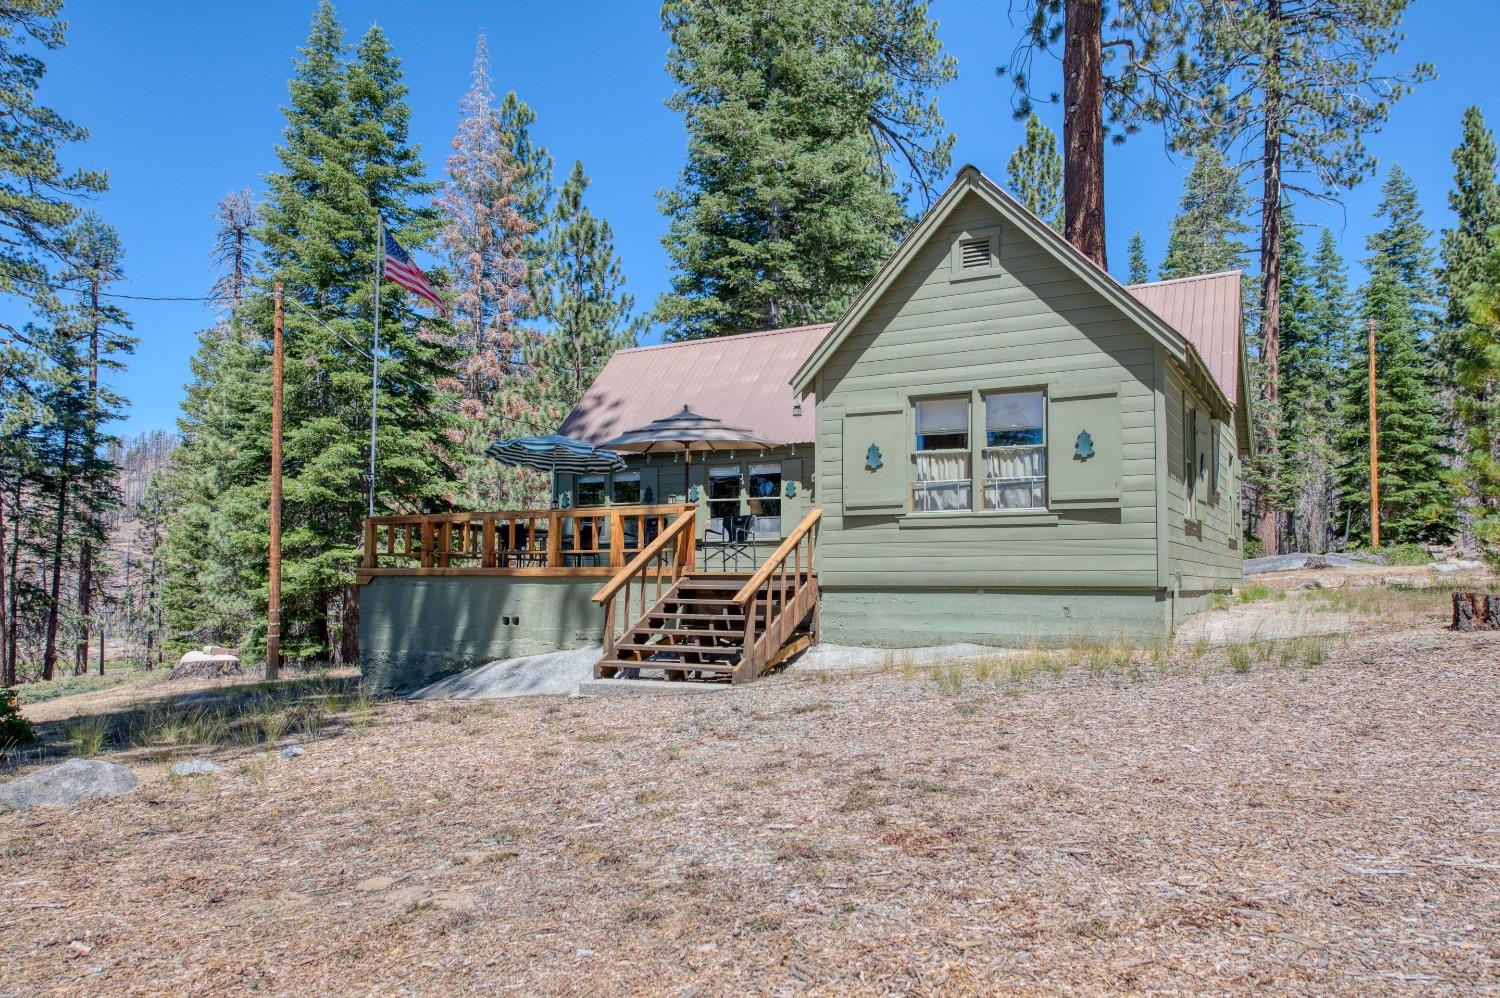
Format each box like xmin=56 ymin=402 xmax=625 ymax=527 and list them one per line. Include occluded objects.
xmin=747 ymin=462 xmax=782 ymax=537
xmin=707 ymin=465 xmax=743 ymax=523
xmin=612 ymin=471 xmax=641 ymax=505
xmin=576 ymin=475 xmax=606 ymax=508
xmin=913 ymin=397 xmax=972 ymax=512
xmin=982 ymin=390 xmax=1046 ymax=510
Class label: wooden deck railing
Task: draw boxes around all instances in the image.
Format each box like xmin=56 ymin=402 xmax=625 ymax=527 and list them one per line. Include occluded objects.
xmin=731 ymin=508 xmax=822 ymax=682
xmin=591 ymin=509 xmax=698 ymax=659
xmin=359 ymin=503 xmax=694 ymax=577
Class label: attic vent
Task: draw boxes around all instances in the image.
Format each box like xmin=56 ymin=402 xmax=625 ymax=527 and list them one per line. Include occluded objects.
xmin=959 ymin=236 xmax=992 ymax=269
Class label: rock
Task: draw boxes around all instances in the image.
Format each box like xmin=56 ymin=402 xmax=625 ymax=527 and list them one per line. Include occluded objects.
xmin=1305 ymin=555 xmax=1330 ymax=570
xmin=280 ymin=745 xmax=305 ymax=759
xmin=0 ymin=758 xmax=140 ymax=810
xmin=1426 ymin=544 xmax=1458 ymax=563
xmin=356 ymin=875 xmax=395 ymax=892
xmin=69 ymin=940 xmax=92 ymax=957
xmin=1384 ymin=575 xmax=1432 ymax=589
xmin=1431 ymin=560 xmax=1485 ymax=574
xmin=168 ymin=649 xmax=243 ymax=681
xmin=169 ymin=759 xmax=222 ymax=777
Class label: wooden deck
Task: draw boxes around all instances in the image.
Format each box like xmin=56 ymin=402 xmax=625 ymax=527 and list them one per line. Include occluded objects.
xmin=355 ymin=503 xmax=694 ymax=583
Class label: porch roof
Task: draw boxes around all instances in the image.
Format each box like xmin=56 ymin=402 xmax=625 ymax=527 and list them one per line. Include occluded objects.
xmin=559 ymin=323 xmax=831 ymax=447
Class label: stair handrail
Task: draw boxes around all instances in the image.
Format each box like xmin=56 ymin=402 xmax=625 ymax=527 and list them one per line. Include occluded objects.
xmin=731 ymin=508 xmax=822 ymax=605
xmin=591 ymin=509 xmax=697 ymax=605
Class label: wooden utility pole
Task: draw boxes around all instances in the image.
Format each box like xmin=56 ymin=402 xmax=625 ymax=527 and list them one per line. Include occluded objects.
xmin=268 ymin=282 xmax=284 ymax=680
xmin=1368 ymin=316 xmax=1380 ymax=549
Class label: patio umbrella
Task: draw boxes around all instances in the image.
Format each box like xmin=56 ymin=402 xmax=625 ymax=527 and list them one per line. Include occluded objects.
xmin=599 ymin=405 xmax=780 ymax=468
xmin=484 ymin=434 xmax=626 ymax=475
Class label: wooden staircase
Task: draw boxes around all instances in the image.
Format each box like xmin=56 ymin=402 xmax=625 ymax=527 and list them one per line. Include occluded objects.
xmin=592 ymin=509 xmax=821 ymax=684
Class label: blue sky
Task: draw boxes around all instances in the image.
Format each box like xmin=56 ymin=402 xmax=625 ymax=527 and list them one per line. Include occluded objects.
xmin=34 ymin=0 xmax=1499 ymax=436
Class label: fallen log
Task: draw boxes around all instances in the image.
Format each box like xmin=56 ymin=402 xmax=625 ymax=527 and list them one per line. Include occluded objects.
xmin=1451 ymin=592 xmax=1500 ymax=631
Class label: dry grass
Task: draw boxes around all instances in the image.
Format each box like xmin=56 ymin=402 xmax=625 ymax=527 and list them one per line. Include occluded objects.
xmin=2 ymin=598 xmax=1497 ymax=995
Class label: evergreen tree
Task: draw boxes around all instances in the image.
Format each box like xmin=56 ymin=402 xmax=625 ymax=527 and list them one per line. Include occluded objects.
xmin=1335 ymin=263 xmax=1454 ymax=544
xmin=495 ymin=90 xmax=555 ymax=285
xmin=1438 ymin=107 xmax=1500 ymax=437
xmin=1005 ymin=112 xmax=1062 ymax=229
xmin=1159 ymin=145 xmax=1251 ymax=279
xmin=1365 ymin=164 xmax=1438 ymax=330
xmin=655 ymin=0 xmax=955 ymax=339
xmin=1459 ymin=241 xmax=1500 ymax=565
xmin=532 ymin=160 xmax=642 ymax=421
xmin=0 ymin=0 xmax=106 ymax=313
xmin=1280 ymin=219 xmax=1347 ymax=551
xmin=1126 ymin=232 xmax=1150 ymax=284
xmin=437 ymin=35 xmax=542 ymax=510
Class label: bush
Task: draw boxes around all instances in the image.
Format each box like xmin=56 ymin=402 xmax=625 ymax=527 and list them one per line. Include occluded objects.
xmin=0 ymin=688 xmax=36 ymax=749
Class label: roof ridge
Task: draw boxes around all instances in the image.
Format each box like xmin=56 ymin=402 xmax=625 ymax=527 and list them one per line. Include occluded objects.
xmin=614 ymin=323 xmax=835 ymax=356
xmin=1125 ymin=270 xmax=1241 ymax=290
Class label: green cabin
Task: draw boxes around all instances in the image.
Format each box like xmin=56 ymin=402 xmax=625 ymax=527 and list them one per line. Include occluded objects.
xmin=359 ymin=166 xmax=1251 ymax=687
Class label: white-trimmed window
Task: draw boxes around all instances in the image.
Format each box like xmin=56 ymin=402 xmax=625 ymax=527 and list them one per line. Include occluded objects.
xmin=982 ymin=390 xmax=1046 ymax=510
xmin=1183 ymin=400 xmax=1197 ymax=522
xmin=707 ymin=465 xmax=742 ymax=523
xmin=748 ymin=462 xmax=782 ymax=537
xmin=577 ymin=475 xmax=606 ymax=507
xmin=612 ymin=471 xmax=641 ymax=505
xmin=913 ymin=397 xmax=971 ymax=512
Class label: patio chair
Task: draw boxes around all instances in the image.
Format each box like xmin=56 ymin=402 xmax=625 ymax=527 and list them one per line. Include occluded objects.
xmin=703 ymin=514 xmax=757 ymax=571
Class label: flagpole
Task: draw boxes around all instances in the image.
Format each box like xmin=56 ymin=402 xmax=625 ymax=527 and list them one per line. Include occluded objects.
xmin=370 ymin=216 xmax=381 ymax=518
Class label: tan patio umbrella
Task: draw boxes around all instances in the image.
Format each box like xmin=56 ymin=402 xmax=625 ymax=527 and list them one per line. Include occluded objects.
xmin=599 ymin=405 xmax=780 ymax=467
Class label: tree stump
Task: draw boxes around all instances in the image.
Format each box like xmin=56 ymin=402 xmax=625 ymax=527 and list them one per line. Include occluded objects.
xmin=1451 ymin=592 xmax=1500 ymax=631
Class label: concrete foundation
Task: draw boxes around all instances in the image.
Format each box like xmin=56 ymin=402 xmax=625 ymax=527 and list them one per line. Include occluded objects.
xmin=359 ymin=576 xmax=604 ymax=690
xmin=818 ymin=588 xmax=1182 ymax=647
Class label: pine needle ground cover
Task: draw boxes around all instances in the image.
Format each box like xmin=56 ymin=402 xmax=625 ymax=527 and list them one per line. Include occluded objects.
xmin=3 ymin=589 xmax=1496 ymax=995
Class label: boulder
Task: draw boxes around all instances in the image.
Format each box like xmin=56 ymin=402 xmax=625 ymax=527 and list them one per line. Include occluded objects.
xmin=169 ymin=759 xmax=222 ymax=777
xmin=0 ymin=758 xmax=140 ymax=810
xmin=1431 ymin=560 xmax=1485 ymax=574
xmin=1384 ymin=575 xmax=1433 ymax=589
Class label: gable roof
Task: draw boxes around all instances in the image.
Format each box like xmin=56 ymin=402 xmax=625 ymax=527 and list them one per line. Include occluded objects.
xmin=558 ymin=323 xmax=830 ymax=447
xmin=791 ymin=166 xmax=1246 ymax=431
xmin=1124 ymin=271 xmax=1242 ymax=408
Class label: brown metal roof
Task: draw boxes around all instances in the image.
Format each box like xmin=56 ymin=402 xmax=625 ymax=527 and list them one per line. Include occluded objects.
xmin=1125 ymin=271 xmax=1243 ymax=407
xmin=559 ymin=323 xmax=831 ymax=446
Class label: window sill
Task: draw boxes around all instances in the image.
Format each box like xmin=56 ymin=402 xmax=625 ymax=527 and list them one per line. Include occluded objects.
xmin=898 ymin=509 xmax=1060 ymax=529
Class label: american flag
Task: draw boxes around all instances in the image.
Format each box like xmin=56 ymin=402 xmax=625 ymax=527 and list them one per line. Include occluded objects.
xmin=381 ymin=228 xmax=446 ymax=315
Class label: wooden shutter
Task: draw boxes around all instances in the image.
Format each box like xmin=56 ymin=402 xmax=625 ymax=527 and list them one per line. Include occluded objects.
xmin=1195 ymin=407 xmax=1212 ymax=507
xmin=1047 ymin=383 xmax=1122 ymax=506
xmin=637 ymin=466 xmax=659 ymax=506
xmin=842 ymin=407 xmax=907 ymax=514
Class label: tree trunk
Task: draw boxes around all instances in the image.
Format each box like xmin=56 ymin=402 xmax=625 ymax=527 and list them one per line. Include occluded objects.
xmin=42 ymin=431 xmax=72 ymax=681
xmin=6 ymin=479 xmax=21 ymax=684
xmin=1252 ymin=2 xmax=1285 ymax=556
xmin=339 ymin=584 xmax=360 ymax=667
xmin=75 ymin=270 xmax=101 ymax=675
xmin=74 ymin=543 xmax=92 ymax=675
xmin=0 ymin=483 xmax=9 ymax=688
xmin=1062 ymin=0 xmax=1107 ymax=270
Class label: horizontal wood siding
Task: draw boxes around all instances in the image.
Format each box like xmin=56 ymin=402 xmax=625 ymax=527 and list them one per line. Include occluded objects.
xmin=815 ymin=192 xmax=1160 ymax=591
xmin=1163 ymin=360 xmax=1241 ymax=592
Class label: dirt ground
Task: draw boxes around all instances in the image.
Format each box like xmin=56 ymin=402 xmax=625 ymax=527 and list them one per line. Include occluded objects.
xmin=3 ymin=585 xmax=1498 ymax=996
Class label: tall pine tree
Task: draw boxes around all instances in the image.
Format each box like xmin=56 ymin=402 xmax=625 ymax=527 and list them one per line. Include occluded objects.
xmin=531 ymin=160 xmax=642 ymax=421
xmin=655 ymin=0 xmax=954 ymax=339
xmin=1459 ymin=241 xmax=1500 ymax=564
xmin=1126 ymin=232 xmax=1150 ymax=284
xmin=1005 ymin=112 xmax=1062 ymax=229
xmin=1159 ymin=145 xmax=1251 ymax=280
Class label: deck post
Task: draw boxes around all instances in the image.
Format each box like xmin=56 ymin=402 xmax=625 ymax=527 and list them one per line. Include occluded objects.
xmin=420 ymin=519 xmax=434 ymax=568
xmin=609 ymin=511 xmax=625 ymax=567
xmin=546 ymin=511 xmax=563 ymax=568
xmin=363 ymin=519 xmax=376 ymax=568
xmin=481 ymin=516 xmax=496 ymax=568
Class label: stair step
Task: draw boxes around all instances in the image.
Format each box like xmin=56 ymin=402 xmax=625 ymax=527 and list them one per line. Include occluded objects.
xmin=646 ymin=611 xmax=746 ymax=622
xmin=614 ymin=641 xmax=741 ymax=659
xmin=632 ymin=627 xmax=743 ymax=639
xmin=596 ymin=658 xmax=738 ymax=674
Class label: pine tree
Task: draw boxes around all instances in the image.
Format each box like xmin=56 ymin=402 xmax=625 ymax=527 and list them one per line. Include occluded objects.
xmin=437 ymin=35 xmax=543 ymax=510
xmin=656 ymin=0 xmax=955 ymax=339
xmin=495 ymin=91 xmax=554 ymax=285
xmin=1438 ymin=107 xmax=1500 ymax=442
xmin=0 ymin=0 xmax=106 ymax=311
xmin=1159 ymin=145 xmax=1251 ymax=279
xmin=1335 ymin=263 xmax=1454 ymax=545
xmin=1005 ymin=112 xmax=1062 ymax=229
xmin=1366 ymin=164 xmax=1438 ymax=328
xmin=531 ymin=160 xmax=642 ymax=422
xmin=57 ymin=212 xmax=134 ymax=675
xmin=1126 ymin=232 xmax=1150 ymax=284
xmin=1459 ymin=241 xmax=1500 ymax=564
xmin=1280 ymin=220 xmax=1347 ymax=551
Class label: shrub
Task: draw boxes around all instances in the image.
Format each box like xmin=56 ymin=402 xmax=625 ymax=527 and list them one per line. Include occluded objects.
xmin=0 ymin=688 xmax=35 ymax=749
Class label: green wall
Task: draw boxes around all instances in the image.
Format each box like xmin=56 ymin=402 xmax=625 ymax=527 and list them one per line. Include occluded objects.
xmin=359 ymin=576 xmax=603 ymax=690
xmin=820 ymin=589 xmax=1173 ymax=646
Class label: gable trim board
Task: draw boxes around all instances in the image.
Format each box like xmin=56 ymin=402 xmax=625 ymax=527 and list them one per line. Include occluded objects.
xmin=792 ymin=165 xmax=1249 ymax=453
